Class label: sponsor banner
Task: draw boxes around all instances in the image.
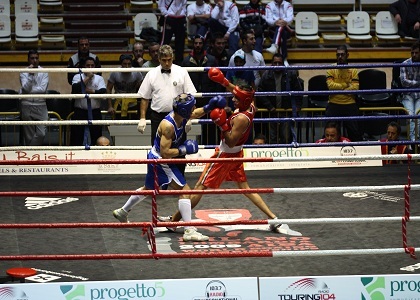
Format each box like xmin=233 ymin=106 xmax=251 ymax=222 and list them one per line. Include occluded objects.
xmin=0 ymin=277 xmax=258 ymax=300
xmin=259 ymin=274 xmax=420 ymax=300
xmin=0 ymin=146 xmax=381 ymax=176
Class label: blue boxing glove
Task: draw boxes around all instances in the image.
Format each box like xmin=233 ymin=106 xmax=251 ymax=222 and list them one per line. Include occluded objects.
xmin=203 ymin=95 xmax=227 ymax=114
xmin=178 ymin=139 xmax=199 ymax=155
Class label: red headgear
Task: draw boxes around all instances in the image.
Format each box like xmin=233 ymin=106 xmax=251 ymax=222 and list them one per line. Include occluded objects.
xmin=233 ymin=86 xmax=255 ymax=111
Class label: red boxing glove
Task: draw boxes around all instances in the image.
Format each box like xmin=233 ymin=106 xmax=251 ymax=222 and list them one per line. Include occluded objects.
xmin=208 ymin=67 xmax=230 ymax=87
xmin=210 ymin=108 xmax=230 ymax=132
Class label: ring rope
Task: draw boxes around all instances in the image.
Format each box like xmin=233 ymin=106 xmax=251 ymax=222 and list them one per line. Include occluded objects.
xmin=0 ymin=184 xmax=419 ymax=197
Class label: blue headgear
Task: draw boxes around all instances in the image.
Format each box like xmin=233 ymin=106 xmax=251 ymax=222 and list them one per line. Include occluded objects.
xmin=173 ymin=93 xmax=196 ymax=119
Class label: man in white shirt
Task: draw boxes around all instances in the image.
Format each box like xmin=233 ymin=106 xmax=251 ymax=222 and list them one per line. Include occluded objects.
xmin=70 ymin=57 xmax=107 ymax=146
xmin=229 ymin=30 xmax=265 ymax=88
xmin=137 ymin=45 xmax=197 ymax=175
xmin=265 ymin=0 xmax=293 ymax=60
xmin=187 ymin=0 xmax=212 ymax=38
xmin=208 ymin=0 xmax=240 ymax=56
xmin=19 ymin=49 xmax=49 ymax=146
xmin=158 ymin=0 xmax=187 ymax=65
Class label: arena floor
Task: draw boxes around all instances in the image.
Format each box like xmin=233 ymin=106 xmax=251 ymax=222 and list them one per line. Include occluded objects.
xmin=0 ymin=165 xmax=419 ymax=283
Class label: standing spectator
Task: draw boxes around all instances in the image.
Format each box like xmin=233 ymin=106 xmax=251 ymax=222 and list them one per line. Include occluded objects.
xmin=208 ymin=0 xmax=240 ymax=56
xmin=239 ymin=0 xmax=267 ymax=53
xmin=67 ymin=36 xmax=101 ymax=85
xmin=381 ymin=121 xmax=410 ymax=164
xmin=265 ymin=0 xmax=293 ymax=61
xmin=400 ymin=42 xmax=420 ymax=142
xmin=326 ymin=45 xmax=362 ymax=142
xmin=137 ymin=45 xmax=196 ymax=173
xmin=207 ymin=32 xmax=231 ymax=69
xmin=19 ymin=50 xmax=49 ymax=146
xmin=158 ymin=0 xmax=187 ymax=65
xmin=316 ymin=121 xmax=351 ymax=143
xmin=389 ymin=0 xmax=420 ymax=39
xmin=257 ymin=53 xmax=303 ymax=144
xmin=70 ymin=57 xmax=107 ymax=146
xmin=132 ymin=42 xmax=145 ymax=68
xmin=187 ymin=0 xmax=212 ymax=38
xmin=229 ymin=30 xmax=265 ymax=88
xmin=107 ymin=54 xmax=143 ymax=119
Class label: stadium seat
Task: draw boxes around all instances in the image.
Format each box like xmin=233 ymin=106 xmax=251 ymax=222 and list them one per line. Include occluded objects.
xmin=0 ymin=0 xmax=10 ymax=16
xmin=358 ymin=69 xmax=392 ymax=107
xmin=15 ymin=13 xmax=39 ymax=49
xmin=375 ymin=11 xmax=400 ymax=45
xmin=0 ymin=13 xmax=12 ymax=48
xmin=134 ymin=13 xmax=159 ymax=43
xmin=346 ymin=11 xmax=372 ymax=45
xmin=294 ymin=12 xmax=320 ymax=46
xmin=14 ymin=0 xmax=38 ymax=15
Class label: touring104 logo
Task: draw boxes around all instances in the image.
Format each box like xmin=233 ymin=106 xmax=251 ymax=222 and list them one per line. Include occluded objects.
xmin=278 ymin=278 xmax=336 ymax=300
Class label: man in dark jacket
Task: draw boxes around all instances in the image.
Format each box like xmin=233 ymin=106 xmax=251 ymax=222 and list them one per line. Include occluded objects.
xmin=239 ymin=0 xmax=267 ymax=53
xmin=257 ymin=53 xmax=303 ymax=144
xmin=389 ymin=0 xmax=420 ymax=38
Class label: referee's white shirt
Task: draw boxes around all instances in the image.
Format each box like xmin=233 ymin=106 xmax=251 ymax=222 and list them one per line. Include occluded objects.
xmin=138 ymin=64 xmax=197 ymax=113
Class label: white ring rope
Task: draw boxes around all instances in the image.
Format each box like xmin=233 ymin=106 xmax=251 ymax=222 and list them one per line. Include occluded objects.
xmin=272 ymin=248 xmax=420 ymax=257
xmin=272 ymin=184 xmax=419 ymax=193
xmin=268 ymin=216 xmax=420 ymax=225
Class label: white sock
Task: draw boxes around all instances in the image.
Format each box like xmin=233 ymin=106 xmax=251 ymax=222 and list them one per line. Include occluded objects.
xmin=122 ymin=188 xmax=148 ymax=212
xmin=178 ymin=198 xmax=192 ymax=229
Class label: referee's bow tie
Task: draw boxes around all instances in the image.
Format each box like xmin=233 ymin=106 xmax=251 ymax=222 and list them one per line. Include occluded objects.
xmin=161 ymin=69 xmax=171 ymax=74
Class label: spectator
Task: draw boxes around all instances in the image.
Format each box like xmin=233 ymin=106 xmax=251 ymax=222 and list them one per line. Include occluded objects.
xmin=400 ymin=41 xmax=420 ymax=142
xmin=208 ymin=0 xmax=240 ymax=56
xmin=381 ymin=121 xmax=410 ymax=164
xmin=253 ymin=133 xmax=267 ymax=144
xmin=158 ymin=0 xmax=187 ymax=65
xmin=265 ymin=0 xmax=293 ymax=61
xmin=207 ymin=32 xmax=231 ymax=69
xmin=70 ymin=57 xmax=107 ymax=146
xmin=132 ymin=42 xmax=145 ymax=68
xmin=19 ymin=49 xmax=49 ymax=146
xmin=257 ymin=53 xmax=303 ymax=144
xmin=96 ymin=136 xmax=110 ymax=146
xmin=389 ymin=0 xmax=420 ymax=39
xmin=137 ymin=45 xmax=196 ymax=173
xmin=67 ymin=36 xmax=101 ymax=85
xmin=239 ymin=0 xmax=267 ymax=53
xmin=107 ymin=54 xmax=143 ymax=120
xmin=228 ymin=29 xmax=265 ymax=88
xmin=226 ymin=50 xmax=256 ymax=113
xmin=187 ymin=0 xmax=212 ymax=38
xmin=141 ymin=43 xmax=161 ymax=121
xmin=182 ymin=35 xmax=219 ymax=99
xmin=316 ymin=121 xmax=351 ymax=143
xmin=326 ymin=45 xmax=362 ymax=142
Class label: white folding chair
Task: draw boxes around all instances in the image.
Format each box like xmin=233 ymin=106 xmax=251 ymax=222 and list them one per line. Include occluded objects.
xmin=295 ymin=12 xmax=320 ymax=45
xmin=346 ymin=11 xmax=372 ymax=43
xmin=0 ymin=0 xmax=10 ymax=16
xmin=15 ymin=13 xmax=39 ymax=48
xmin=375 ymin=11 xmax=400 ymax=42
xmin=14 ymin=0 xmax=38 ymax=15
xmin=134 ymin=13 xmax=158 ymax=42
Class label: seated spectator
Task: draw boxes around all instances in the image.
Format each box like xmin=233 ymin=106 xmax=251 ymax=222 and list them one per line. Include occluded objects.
xmin=239 ymin=0 xmax=267 ymax=53
xmin=389 ymin=0 xmax=420 ymax=39
xmin=265 ymin=0 xmax=293 ymax=61
xmin=208 ymin=0 xmax=240 ymax=56
xmin=257 ymin=53 xmax=303 ymax=144
xmin=187 ymin=0 xmax=212 ymax=38
xmin=107 ymin=54 xmax=143 ymax=120
xmin=132 ymin=42 xmax=145 ymax=68
xmin=253 ymin=133 xmax=267 ymax=144
xmin=316 ymin=121 xmax=351 ymax=143
xmin=381 ymin=121 xmax=410 ymax=164
xmin=96 ymin=136 xmax=110 ymax=146
xmin=226 ymin=50 xmax=255 ymax=113
xmin=207 ymin=32 xmax=231 ymax=69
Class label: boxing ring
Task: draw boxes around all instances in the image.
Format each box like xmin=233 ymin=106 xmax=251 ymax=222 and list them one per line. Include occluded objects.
xmin=1 ymin=64 xmax=420 ymax=299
